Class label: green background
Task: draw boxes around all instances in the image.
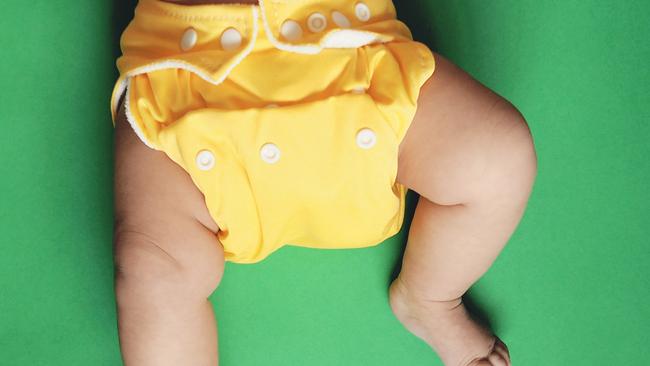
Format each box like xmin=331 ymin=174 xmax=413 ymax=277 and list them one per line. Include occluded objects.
xmin=1 ymin=0 xmax=648 ymax=364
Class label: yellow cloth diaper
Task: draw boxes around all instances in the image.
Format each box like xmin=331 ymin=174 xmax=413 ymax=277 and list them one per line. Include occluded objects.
xmin=110 ymin=0 xmax=435 ymax=263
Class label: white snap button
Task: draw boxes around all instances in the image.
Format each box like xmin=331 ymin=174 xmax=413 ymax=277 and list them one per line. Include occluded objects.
xmin=196 ymin=150 xmax=216 ymax=170
xmin=331 ymin=11 xmax=351 ymax=28
xmin=307 ymin=13 xmax=327 ymax=32
xmin=352 ymin=86 xmax=366 ymax=94
xmin=260 ymin=143 xmax=281 ymax=164
xmin=355 ymin=2 xmax=371 ymax=22
xmin=280 ymin=19 xmax=303 ymax=41
xmin=180 ymin=27 xmax=198 ymax=51
xmin=356 ymin=128 xmax=376 ymax=149
xmin=220 ymin=27 xmax=242 ymax=51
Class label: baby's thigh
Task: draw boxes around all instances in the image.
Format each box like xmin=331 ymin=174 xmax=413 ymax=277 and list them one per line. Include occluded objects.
xmin=397 ymin=52 xmax=534 ymax=205
xmin=113 ymin=99 xmax=225 ymax=299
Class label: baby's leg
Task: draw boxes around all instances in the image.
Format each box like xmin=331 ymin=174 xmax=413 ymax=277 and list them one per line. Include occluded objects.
xmin=391 ymin=53 xmax=537 ymax=366
xmin=113 ymin=99 xmax=225 ymax=365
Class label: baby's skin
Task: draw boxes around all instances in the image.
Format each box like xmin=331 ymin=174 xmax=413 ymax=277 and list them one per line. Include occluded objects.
xmin=113 ymin=1 xmax=537 ymax=365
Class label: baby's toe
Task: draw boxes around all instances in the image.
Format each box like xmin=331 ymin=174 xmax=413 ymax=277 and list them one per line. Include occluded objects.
xmin=469 ymin=337 xmax=510 ymax=366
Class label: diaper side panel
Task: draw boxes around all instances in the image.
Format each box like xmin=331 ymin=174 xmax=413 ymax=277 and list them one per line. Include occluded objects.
xmin=366 ymin=41 xmax=436 ymax=144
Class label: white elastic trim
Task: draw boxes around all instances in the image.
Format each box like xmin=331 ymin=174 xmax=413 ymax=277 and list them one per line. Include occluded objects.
xmin=112 ymin=78 xmax=128 ymax=116
xmin=123 ymin=78 xmax=156 ymax=149
xmin=258 ymin=0 xmax=388 ymax=54
xmin=321 ymin=30 xmax=384 ymax=48
xmin=112 ymin=6 xmax=260 ymax=120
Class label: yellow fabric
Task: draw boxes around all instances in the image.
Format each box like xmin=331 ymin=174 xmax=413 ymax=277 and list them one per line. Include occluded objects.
xmin=111 ymin=0 xmax=435 ymax=263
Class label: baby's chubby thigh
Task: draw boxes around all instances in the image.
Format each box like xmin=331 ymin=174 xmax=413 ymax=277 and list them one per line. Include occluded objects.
xmin=112 ymin=98 xmax=226 ymax=306
xmin=397 ymin=51 xmax=536 ymax=206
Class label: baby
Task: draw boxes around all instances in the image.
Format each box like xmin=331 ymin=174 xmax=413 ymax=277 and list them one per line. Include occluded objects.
xmin=111 ymin=0 xmax=537 ymax=365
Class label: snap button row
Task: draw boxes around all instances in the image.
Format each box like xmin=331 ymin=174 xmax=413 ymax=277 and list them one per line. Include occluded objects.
xmin=280 ymin=2 xmax=371 ymax=41
xmin=180 ymin=27 xmax=243 ymax=52
xmin=180 ymin=3 xmax=372 ymax=49
xmin=195 ymin=127 xmax=377 ymax=170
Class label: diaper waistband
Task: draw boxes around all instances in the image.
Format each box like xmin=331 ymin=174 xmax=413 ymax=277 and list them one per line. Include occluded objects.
xmin=111 ymin=0 xmax=415 ymax=121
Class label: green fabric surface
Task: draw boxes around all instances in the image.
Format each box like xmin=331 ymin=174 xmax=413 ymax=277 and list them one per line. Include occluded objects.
xmin=1 ymin=0 xmax=648 ymax=365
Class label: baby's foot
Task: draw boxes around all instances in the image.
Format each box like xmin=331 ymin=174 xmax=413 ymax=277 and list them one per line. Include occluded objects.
xmin=389 ymin=277 xmax=510 ymax=366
